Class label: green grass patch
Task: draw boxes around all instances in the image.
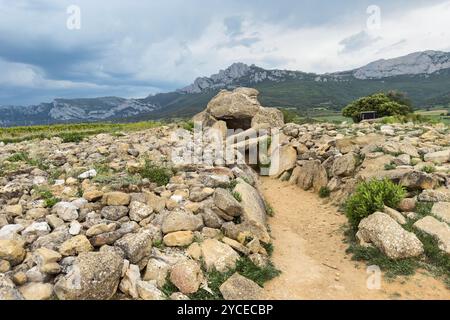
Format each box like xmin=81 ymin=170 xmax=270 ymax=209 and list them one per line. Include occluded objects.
xmin=345 ymin=179 xmax=406 ymax=229
xmin=420 ymin=165 xmax=436 ymax=174
xmin=232 ymin=191 xmax=242 ymax=202
xmin=138 ymin=160 xmax=174 ymax=187
xmin=319 ymin=186 xmax=331 ymax=198
xmin=34 ymin=187 xmax=60 ymax=208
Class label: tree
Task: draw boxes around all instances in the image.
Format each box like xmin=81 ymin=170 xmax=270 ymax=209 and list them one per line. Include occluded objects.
xmin=342 ymin=93 xmax=413 ymax=123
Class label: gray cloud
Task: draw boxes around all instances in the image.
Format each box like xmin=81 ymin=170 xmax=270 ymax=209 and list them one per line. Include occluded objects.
xmin=339 ymin=31 xmax=382 ymax=53
xmin=0 ymin=0 xmax=447 ymax=105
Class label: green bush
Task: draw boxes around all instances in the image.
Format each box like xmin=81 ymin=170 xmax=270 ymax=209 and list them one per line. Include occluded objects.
xmin=342 ymin=93 xmax=413 ymax=123
xmin=138 ymin=160 xmax=173 ymax=186
xmin=58 ymin=132 xmax=86 ymax=143
xmin=232 ymin=191 xmax=242 ymax=202
xmin=345 ymin=179 xmax=406 ymax=228
xmin=421 ymin=165 xmax=436 ymax=174
xmin=319 ymin=186 xmax=331 ymax=198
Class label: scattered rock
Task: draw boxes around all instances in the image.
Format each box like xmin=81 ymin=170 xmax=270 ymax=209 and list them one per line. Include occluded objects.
xmin=219 ymin=273 xmax=262 ymax=300
xmin=200 ymin=238 xmax=240 ymax=272
xmin=19 ymin=283 xmax=54 ymax=300
xmin=54 ymin=252 xmax=124 ymax=300
xmin=357 ymin=212 xmax=424 ymax=259
xmin=0 ymin=239 xmax=26 ymax=266
xmin=170 ymin=260 xmax=202 ymax=294
xmin=163 ymin=231 xmax=194 ymax=247
xmin=414 ymin=216 xmax=450 ymax=254
xmin=59 ymin=235 xmax=94 ymax=256
xmin=161 ymin=210 xmax=204 ymax=234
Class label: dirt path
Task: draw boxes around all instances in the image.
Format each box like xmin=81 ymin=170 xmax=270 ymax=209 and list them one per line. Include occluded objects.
xmin=260 ymin=177 xmax=450 ymax=300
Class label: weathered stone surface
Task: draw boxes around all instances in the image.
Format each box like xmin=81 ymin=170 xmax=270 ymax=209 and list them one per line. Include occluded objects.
xmin=200 ymin=239 xmax=240 ymax=272
xmin=357 ymin=212 xmax=424 ymax=259
xmin=332 ymin=153 xmax=357 ymax=177
xmin=214 ymin=188 xmax=242 ymax=217
xmin=129 ymin=201 xmax=153 ymax=222
xmin=424 ymin=149 xmax=450 ymax=164
xmin=0 ymin=239 xmax=26 ymax=266
xmin=383 ymin=206 xmax=407 ymax=225
xmin=104 ymin=192 xmax=131 ymax=206
xmin=119 ymin=264 xmax=141 ymax=299
xmin=33 ymin=247 xmax=62 ymax=274
xmin=52 ymin=202 xmax=79 ymax=221
xmin=101 ymin=206 xmax=129 ymax=221
xmin=219 ymin=273 xmax=262 ymax=300
xmin=163 ymin=231 xmax=194 ymax=247
xmin=400 ymin=171 xmax=437 ymax=190
xmin=59 ymin=235 xmax=94 ymax=256
xmin=414 ymin=216 xmax=450 ymax=254
xmin=0 ymin=274 xmax=24 ymax=300
xmin=418 ymin=190 xmax=450 ymax=202
xmin=170 ymin=260 xmax=202 ymax=294
xmin=19 ymin=283 xmax=54 ymax=300
xmin=431 ymin=202 xmax=450 ymax=224
xmin=143 ymin=258 xmax=170 ymax=287
xmin=398 ymin=198 xmax=416 ymax=212
xmin=269 ymin=145 xmax=297 ymax=177
xmin=54 ymin=252 xmax=124 ymax=300
xmin=233 ymin=181 xmax=269 ymax=241
xmin=115 ymin=229 xmax=152 ymax=264
xmin=206 ymin=87 xmax=261 ymax=120
xmin=83 ymin=190 xmax=103 ymax=202
xmin=161 ymin=210 xmax=204 ymax=234
xmin=137 ymin=280 xmax=165 ymax=300
xmin=251 ymin=107 xmax=284 ymax=128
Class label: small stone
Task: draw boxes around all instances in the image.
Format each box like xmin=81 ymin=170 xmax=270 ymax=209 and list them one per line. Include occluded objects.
xmin=137 ymin=280 xmax=165 ymax=300
xmin=170 ymin=260 xmax=202 ymax=294
xmin=119 ymin=264 xmax=141 ymax=299
xmin=143 ymin=258 xmax=170 ymax=287
xmin=129 ymin=201 xmax=153 ymax=222
xmin=398 ymin=198 xmax=416 ymax=212
xmin=54 ymin=252 xmax=124 ymax=300
xmin=33 ymin=247 xmax=62 ymax=274
xmin=22 ymin=222 xmax=51 ymax=238
xmin=219 ymin=273 xmax=262 ymax=300
xmin=222 ymin=237 xmax=250 ymax=255
xmin=414 ymin=216 xmax=450 ymax=254
xmin=12 ymin=272 xmax=27 ymax=286
xmin=52 ymin=202 xmax=79 ymax=222
xmin=69 ymin=221 xmax=82 ymax=235
xmin=115 ymin=229 xmax=152 ymax=264
xmin=46 ymin=215 xmax=65 ymax=229
xmin=25 ymin=208 xmax=48 ymax=220
xmin=383 ymin=206 xmax=407 ymax=225
xmin=59 ymin=235 xmax=94 ymax=256
xmin=19 ymin=283 xmax=53 ymax=300
xmin=187 ymin=243 xmax=202 ymax=260
xmin=170 ymin=292 xmax=190 ymax=300
xmin=83 ymin=190 xmax=104 ymax=202
xmin=104 ymin=192 xmax=131 ymax=206
xmin=214 ymin=188 xmax=243 ymax=217
xmin=101 ymin=206 xmax=129 ymax=221
xmin=4 ymin=205 xmax=23 ymax=217
xmin=78 ymin=169 xmax=97 ymax=179
xmin=86 ymin=223 xmax=117 ymax=237
xmin=163 ymin=231 xmax=194 ymax=247
xmin=0 ymin=260 xmax=11 ymax=273
xmin=200 ymin=238 xmax=239 ymax=272
xmin=161 ymin=210 xmax=204 ymax=234
xmin=431 ymin=202 xmax=450 ymax=224
xmin=0 ymin=239 xmax=26 ymax=266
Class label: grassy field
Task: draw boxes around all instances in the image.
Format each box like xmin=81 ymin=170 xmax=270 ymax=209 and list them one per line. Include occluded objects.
xmin=415 ymin=108 xmax=450 ymax=125
xmin=0 ymin=121 xmax=161 ymax=144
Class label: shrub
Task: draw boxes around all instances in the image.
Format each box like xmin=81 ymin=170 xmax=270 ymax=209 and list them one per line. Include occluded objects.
xmin=34 ymin=187 xmax=60 ymax=208
xmin=6 ymin=152 xmax=29 ymax=162
xmin=138 ymin=160 xmax=173 ymax=186
xmin=342 ymin=93 xmax=413 ymax=123
xmin=232 ymin=191 xmax=242 ymax=202
xmin=319 ymin=186 xmax=331 ymax=198
xmin=384 ymin=163 xmax=397 ymax=171
xmin=58 ymin=132 xmax=86 ymax=143
xmin=345 ymin=179 xmax=406 ymax=228
xmin=421 ymin=165 xmax=436 ymax=174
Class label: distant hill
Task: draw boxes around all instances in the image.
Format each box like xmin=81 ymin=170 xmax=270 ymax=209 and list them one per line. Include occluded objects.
xmin=2 ymin=50 xmax=450 ymax=126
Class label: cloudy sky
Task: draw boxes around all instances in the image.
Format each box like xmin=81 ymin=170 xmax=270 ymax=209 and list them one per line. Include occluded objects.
xmin=1 ymin=0 xmax=450 ymax=105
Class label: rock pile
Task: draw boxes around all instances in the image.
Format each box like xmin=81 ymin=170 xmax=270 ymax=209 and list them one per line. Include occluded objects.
xmin=0 ymin=125 xmax=270 ymax=300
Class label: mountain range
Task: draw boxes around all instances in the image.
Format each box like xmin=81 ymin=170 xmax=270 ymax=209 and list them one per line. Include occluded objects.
xmin=2 ymin=50 xmax=450 ymax=127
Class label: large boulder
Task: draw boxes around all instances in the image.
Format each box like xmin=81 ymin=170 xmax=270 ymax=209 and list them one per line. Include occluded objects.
xmin=356 ymin=212 xmax=424 ymax=259
xmin=290 ymin=160 xmax=328 ymax=192
xmin=114 ymin=229 xmax=153 ymax=264
xmin=431 ymin=202 xmax=450 ymax=224
xmin=414 ymin=216 xmax=450 ymax=254
xmin=332 ymin=153 xmax=357 ymax=177
xmin=0 ymin=239 xmax=26 ymax=266
xmin=268 ymin=145 xmax=297 ymax=177
xmin=170 ymin=260 xmax=202 ymax=294
xmin=219 ymin=273 xmax=262 ymax=300
xmin=233 ymin=180 xmax=269 ymax=242
xmin=200 ymin=239 xmax=240 ymax=272
xmin=193 ymin=88 xmax=284 ymax=130
xmin=54 ymin=251 xmax=124 ymax=300
xmin=161 ymin=210 xmax=204 ymax=234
